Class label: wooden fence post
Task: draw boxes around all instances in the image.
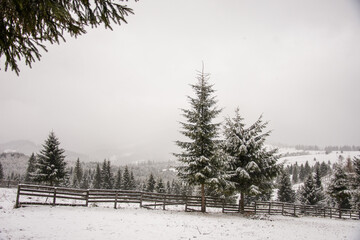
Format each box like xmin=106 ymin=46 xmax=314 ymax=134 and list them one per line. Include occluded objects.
xmin=185 ymin=195 xmax=188 ymax=212
xmin=282 ymin=203 xmax=284 ymax=215
xmin=339 ymin=209 xmax=341 ymax=219
xmin=268 ymin=202 xmax=271 ymax=215
xmin=53 ymin=187 xmax=57 ymax=206
xmin=304 ymin=205 xmax=307 ymax=215
xmin=222 ymin=199 xmax=225 ymax=213
xmin=114 ymin=191 xmax=118 ymax=209
xmin=15 ymin=184 xmax=21 ymax=208
xmin=324 ymin=207 xmax=326 ymax=218
xmin=140 ymin=192 xmax=143 ymax=208
xmin=85 ymin=190 xmax=89 ymax=207
xmin=294 ymin=204 xmax=296 ymax=216
xmin=163 ymin=194 xmax=166 ymax=210
xmin=254 ymin=202 xmax=257 ymax=215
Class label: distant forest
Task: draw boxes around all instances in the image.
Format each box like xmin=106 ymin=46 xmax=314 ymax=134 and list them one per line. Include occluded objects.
xmin=294 ymin=145 xmax=360 ymax=152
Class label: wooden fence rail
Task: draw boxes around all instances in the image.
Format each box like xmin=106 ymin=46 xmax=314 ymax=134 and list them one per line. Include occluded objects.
xmin=15 ymin=184 xmax=360 ymax=220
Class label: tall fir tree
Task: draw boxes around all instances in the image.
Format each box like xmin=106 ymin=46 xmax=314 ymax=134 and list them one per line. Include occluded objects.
xmin=292 ymin=163 xmax=298 ymax=184
xmin=146 ymin=173 xmax=156 ymax=192
xmin=122 ymin=166 xmax=131 ymax=190
xmin=101 ymin=160 xmax=113 ymax=189
xmin=155 ymin=178 xmax=166 ymax=193
xmin=93 ymin=163 xmax=102 ymax=189
xmin=175 ymin=68 xmax=222 ymax=212
xmin=80 ymin=173 xmax=89 ymax=189
xmin=277 ymin=171 xmax=295 ymax=203
xmin=0 ymin=162 xmax=3 ymax=181
xmin=25 ymin=153 xmax=36 ymax=182
xmin=351 ymin=157 xmax=360 ymax=209
xmin=130 ymin=171 xmax=136 ymax=190
xmin=166 ymin=181 xmax=171 ymax=194
xmin=33 ymin=131 xmax=67 ymax=186
xmin=298 ymin=174 xmax=322 ymax=205
xmin=304 ymin=161 xmax=311 ymax=177
xmin=222 ymin=109 xmax=280 ymax=212
xmin=328 ymin=166 xmax=352 ymax=209
xmin=320 ymin=161 xmax=328 ymax=177
xmin=299 ymin=164 xmax=306 ymax=182
xmin=115 ymin=168 xmax=122 ymax=189
xmin=72 ymin=158 xmax=83 ymax=188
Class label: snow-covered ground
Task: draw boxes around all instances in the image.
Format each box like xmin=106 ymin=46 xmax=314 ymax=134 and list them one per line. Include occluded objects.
xmin=0 ymin=188 xmax=359 ymax=240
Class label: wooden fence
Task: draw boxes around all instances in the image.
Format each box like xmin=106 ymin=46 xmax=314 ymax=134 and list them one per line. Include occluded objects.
xmin=15 ymin=184 xmax=360 ymax=220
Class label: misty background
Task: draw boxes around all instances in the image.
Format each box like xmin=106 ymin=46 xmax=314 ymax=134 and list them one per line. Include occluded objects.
xmin=0 ymin=0 xmax=359 ymax=163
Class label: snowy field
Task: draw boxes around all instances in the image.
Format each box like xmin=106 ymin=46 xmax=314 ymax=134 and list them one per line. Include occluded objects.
xmin=0 ymin=188 xmax=359 ymax=240
xmin=280 ymin=150 xmax=360 ymax=167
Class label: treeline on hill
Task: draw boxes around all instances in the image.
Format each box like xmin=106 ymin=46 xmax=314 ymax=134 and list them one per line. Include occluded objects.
xmin=294 ymin=145 xmax=360 ymax=152
xmin=277 ymin=155 xmax=360 ymax=210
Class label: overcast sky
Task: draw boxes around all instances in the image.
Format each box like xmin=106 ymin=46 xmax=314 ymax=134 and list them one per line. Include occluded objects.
xmin=1 ymin=0 xmax=360 ymax=161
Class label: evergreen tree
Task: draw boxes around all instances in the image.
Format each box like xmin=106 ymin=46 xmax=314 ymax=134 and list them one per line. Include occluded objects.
xmin=175 ymin=68 xmax=222 ymax=212
xmin=93 ymin=163 xmax=102 ymax=189
xmin=304 ymin=161 xmax=311 ymax=177
xmin=72 ymin=158 xmax=83 ymax=188
xmin=80 ymin=173 xmax=89 ymax=189
xmin=320 ymin=161 xmax=328 ymax=177
xmin=130 ymin=171 xmax=136 ymax=190
xmin=146 ymin=173 xmax=156 ymax=192
xmin=0 ymin=162 xmax=3 ymax=181
xmin=314 ymin=165 xmax=323 ymax=190
xmin=25 ymin=153 xmax=36 ymax=182
xmin=292 ymin=164 xmax=298 ymax=184
xmin=115 ymin=168 xmax=122 ymax=190
xmin=222 ymin=109 xmax=280 ymax=212
xmin=171 ymin=180 xmax=181 ymax=195
xmin=2 ymin=0 xmax=136 ymax=75
xmin=351 ymin=157 xmax=360 ymax=209
xmin=277 ymin=171 xmax=295 ymax=203
xmin=299 ymin=164 xmax=306 ymax=182
xmin=328 ymin=166 xmax=352 ymax=209
xmin=298 ymin=174 xmax=322 ymax=205
xmin=101 ymin=160 xmax=113 ymax=189
xmin=122 ymin=166 xmax=131 ymax=190
xmin=166 ymin=181 xmax=171 ymax=194
xmin=33 ymin=131 xmax=67 ymax=186
xmin=155 ymin=178 xmax=166 ymax=193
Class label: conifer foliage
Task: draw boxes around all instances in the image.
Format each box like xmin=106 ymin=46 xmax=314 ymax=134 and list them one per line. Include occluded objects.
xmin=277 ymin=171 xmax=295 ymax=203
xmin=25 ymin=153 xmax=36 ymax=182
xmin=297 ymin=174 xmax=323 ymax=205
xmin=222 ymin=109 xmax=280 ymax=212
xmin=33 ymin=131 xmax=67 ymax=186
xmin=175 ymin=68 xmax=222 ymax=212
xmin=328 ymin=166 xmax=352 ymax=209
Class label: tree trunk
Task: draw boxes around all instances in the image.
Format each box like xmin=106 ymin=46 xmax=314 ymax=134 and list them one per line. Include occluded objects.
xmin=240 ymin=192 xmax=245 ymax=213
xmin=201 ymin=183 xmax=206 ymax=213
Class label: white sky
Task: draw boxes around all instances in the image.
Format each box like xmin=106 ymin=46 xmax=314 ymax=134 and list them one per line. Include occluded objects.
xmin=1 ymin=0 xmax=360 ymax=161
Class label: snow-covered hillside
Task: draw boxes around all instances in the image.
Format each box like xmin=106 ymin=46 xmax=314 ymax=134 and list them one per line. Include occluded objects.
xmin=279 ymin=149 xmax=360 ymax=167
xmin=0 ymin=188 xmax=359 ymax=240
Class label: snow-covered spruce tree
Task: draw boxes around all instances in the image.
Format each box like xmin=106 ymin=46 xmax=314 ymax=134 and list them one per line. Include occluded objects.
xmin=146 ymin=173 xmax=156 ymax=192
xmin=33 ymin=131 xmax=68 ymax=186
xmin=72 ymin=158 xmax=83 ymax=188
xmin=25 ymin=153 xmax=36 ymax=182
xmin=130 ymin=171 xmax=136 ymax=190
xmin=351 ymin=157 xmax=360 ymax=209
xmin=80 ymin=173 xmax=90 ymax=189
xmin=101 ymin=160 xmax=113 ymax=189
xmin=92 ymin=163 xmax=102 ymax=189
xmin=175 ymin=68 xmax=222 ymax=212
xmin=292 ymin=163 xmax=298 ymax=184
xmin=328 ymin=166 xmax=352 ymax=209
xmin=156 ymin=178 xmax=166 ymax=193
xmin=277 ymin=171 xmax=295 ymax=203
xmin=122 ymin=166 xmax=131 ymax=190
xmin=0 ymin=162 xmax=3 ymax=181
xmin=222 ymin=109 xmax=280 ymax=212
xmin=297 ymin=174 xmax=323 ymax=205
xmin=115 ymin=168 xmax=122 ymax=189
